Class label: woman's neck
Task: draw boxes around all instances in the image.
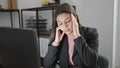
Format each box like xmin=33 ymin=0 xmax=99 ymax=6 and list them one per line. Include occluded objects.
xmin=67 ymin=33 xmax=75 ymax=65
xmin=67 ymin=33 xmax=75 ymax=39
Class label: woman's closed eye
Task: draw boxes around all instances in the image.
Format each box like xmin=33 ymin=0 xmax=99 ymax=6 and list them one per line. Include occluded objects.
xmin=58 ymin=22 xmax=63 ymax=26
xmin=57 ymin=18 xmax=71 ymax=26
xmin=65 ymin=19 xmax=71 ymax=23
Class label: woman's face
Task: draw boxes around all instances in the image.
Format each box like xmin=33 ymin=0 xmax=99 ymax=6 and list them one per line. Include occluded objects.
xmin=56 ymin=13 xmax=73 ymax=35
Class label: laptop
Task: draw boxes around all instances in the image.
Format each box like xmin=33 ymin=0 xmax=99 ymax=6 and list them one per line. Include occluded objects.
xmin=0 ymin=27 xmax=40 ymax=68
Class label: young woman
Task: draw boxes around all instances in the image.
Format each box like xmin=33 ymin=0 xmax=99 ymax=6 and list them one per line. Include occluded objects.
xmin=44 ymin=3 xmax=99 ymax=68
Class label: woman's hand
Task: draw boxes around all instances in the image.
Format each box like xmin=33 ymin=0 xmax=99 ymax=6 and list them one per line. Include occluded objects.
xmin=52 ymin=27 xmax=65 ymax=47
xmin=71 ymin=13 xmax=81 ymax=39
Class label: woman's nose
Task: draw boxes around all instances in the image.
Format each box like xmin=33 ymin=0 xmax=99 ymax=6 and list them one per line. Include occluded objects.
xmin=63 ymin=23 xmax=68 ymax=28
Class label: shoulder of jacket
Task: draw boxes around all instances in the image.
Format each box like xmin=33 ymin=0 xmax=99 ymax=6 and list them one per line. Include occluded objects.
xmin=80 ymin=25 xmax=97 ymax=35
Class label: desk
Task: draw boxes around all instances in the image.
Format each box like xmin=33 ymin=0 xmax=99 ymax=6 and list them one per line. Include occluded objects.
xmin=0 ymin=9 xmax=21 ymax=28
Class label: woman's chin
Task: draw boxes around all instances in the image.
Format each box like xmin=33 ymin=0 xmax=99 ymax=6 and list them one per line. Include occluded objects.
xmin=65 ymin=31 xmax=73 ymax=35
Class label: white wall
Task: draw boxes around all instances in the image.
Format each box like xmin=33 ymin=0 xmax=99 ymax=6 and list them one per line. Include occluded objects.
xmin=118 ymin=0 xmax=120 ymax=65
xmin=0 ymin=0 xmax=20 ymax=28
xmin=17 ymin=0 xmax=42 ymax=28
xmin=0 ymin=0 xmax=8 ymax=9
xmin=40 ymin=37 xmax=49 ymax=57
xmin=0 ymin=12 xmax=20 ymax=28
xmin=0 ymin=13 xmax=11 ymax=27
xmin=17 ymin=0 xmax=50 ymax=58
xmin=61 ymin=0 xmax=114 ymax=68
xmin=17 ymin=0 xmax=52 ymax=29
xmin=0 ymin=0 xmax=42 ymax=28
xmin=116 ymin=0 xmax=120 ymax=66
xmin=0 ymin=0 xmax=11 ymax=27
xmin=17 ymin=0 xmax=41 ymax=9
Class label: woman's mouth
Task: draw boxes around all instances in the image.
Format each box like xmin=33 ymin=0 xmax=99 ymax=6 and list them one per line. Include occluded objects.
xmin=65 ymin=29 xmax=70 ymax=32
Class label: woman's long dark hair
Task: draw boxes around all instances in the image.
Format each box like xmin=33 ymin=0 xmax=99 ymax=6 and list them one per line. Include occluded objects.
xmin=49 ymin=3 xmax=80 ymax=44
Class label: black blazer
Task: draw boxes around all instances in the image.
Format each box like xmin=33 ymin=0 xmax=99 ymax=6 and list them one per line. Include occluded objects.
xmin=44 ymin=26 xmax=99 ymax=68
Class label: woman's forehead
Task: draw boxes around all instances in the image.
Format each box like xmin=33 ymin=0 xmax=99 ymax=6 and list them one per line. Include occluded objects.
xmin=57 ymin=13 xmax=71 ymax=20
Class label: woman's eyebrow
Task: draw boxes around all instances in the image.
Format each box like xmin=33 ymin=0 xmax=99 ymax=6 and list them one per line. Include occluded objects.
xmin=65 ymin=17 xmax=71 ymax=20
xmin=57 ymin=21 xmax=62 ymax=23
xmin=57 ymin=16 xmax=71 ymax=23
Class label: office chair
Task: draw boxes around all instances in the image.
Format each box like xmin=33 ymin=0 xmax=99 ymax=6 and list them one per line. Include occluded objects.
xmin=0 ymin=27 xmax=40 ymax=68
xmin=0 ymin=64 xmax=4 ymax=68
xmin=97 ymin=55 xmax=109 ymax=68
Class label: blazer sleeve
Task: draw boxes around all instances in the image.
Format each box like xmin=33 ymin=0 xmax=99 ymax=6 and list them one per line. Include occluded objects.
xmin=43 ymin=44 xmax=59 ymax=68
xmin=74 ymin=28 xmax=99 ymax=67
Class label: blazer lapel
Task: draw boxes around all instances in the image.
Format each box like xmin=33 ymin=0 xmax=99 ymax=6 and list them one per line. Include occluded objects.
xmin=60 ymin=35 xmax=69 ymax=67
xmin=73 ymin=25 xmax=85 ymax=57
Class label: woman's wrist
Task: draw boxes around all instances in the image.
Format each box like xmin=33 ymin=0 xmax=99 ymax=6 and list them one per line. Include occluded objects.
xmin=52 ymin=41 xmax=60 ymax=47
xmin=74 ymin=34 xmax=81 ymax=39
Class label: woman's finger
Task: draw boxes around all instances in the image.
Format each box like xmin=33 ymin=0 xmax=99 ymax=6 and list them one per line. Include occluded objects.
xmin=71 ymin=13 xmax=78 ymax=25
xmin=71 ymin=13 xmax=80 ymax=38
xmin=60 ymin=32 xmax=65 ymax=41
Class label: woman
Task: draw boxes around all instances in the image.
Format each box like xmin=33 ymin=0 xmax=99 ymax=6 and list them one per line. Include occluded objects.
xmin=44 ymin=3 xmax=99 ymax=68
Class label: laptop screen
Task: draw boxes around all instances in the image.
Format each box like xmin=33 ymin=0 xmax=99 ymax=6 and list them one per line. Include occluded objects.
xmin=0 ymin=27 xmax=40 ymax=68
